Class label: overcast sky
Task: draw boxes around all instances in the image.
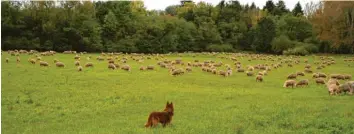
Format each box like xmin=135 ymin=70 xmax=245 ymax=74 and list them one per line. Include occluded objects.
xmin=143 ymin=0 xmax=320 ymax=11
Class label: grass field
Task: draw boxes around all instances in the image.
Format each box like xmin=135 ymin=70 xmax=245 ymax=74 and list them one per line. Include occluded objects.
xmin=2 ymin=52 xmax=354 ymax=134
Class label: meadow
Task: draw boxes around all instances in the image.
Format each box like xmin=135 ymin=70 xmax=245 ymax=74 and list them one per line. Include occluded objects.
xmin=2 ymin=52 xmax=354 ymax=134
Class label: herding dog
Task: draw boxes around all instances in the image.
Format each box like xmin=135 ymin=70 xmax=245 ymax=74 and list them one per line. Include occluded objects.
xmin=145 ymin=102 xmax=174 ymax=128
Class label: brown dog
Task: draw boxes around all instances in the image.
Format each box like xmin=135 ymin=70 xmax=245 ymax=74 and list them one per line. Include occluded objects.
xmin=145 ymin=102 xmax=174 ymax=128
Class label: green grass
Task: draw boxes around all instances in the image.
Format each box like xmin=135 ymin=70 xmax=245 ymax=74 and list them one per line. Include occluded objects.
xmin=2 ymin=52 xmax=354 ymax=134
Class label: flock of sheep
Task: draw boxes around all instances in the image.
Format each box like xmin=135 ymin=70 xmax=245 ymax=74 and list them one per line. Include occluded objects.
xmin=4 ymin=49 xmax=354 ymax=96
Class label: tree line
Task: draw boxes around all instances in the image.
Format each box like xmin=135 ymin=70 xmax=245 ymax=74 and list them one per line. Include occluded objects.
xmin=1 ymin=0 xmax=354 ymax=54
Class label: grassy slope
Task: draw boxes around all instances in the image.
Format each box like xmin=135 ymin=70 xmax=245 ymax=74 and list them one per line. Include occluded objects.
xmin=1 ymin=53 xmax=354 ymax=134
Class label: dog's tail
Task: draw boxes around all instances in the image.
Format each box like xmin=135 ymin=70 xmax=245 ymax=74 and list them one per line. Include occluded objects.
xmin=144 ymin=114 xmax=152 ymax=127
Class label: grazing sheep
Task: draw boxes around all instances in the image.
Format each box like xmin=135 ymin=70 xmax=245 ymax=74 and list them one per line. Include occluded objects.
xmin=74 ymin=55 xmax=80 ymax=59
xmin=305 ymin=64 xmax=311 ymax=69
xmin=114 ymin=63 xmax=120 ymax=68
xmin=56 ymin=62 xmax=65 ymax=67
xmin=343 ymin=74 xmax=352 ymax=80
xmin=336 ymin=74 xmax=345 ymax=80
xmin=237 ymin=68 xmax=245 ymax=72
xmin=247 ymin=66 xmax=254 ymax=71
xmin=75 ymin=61 xmax=80 ymax=66
xmin=28 ymin=59 xmax=36 ymax=64
xmin=227 ymin=69 xmax=233 ymax=76
xmin=121 ymin=65 xmax=131 ymax=71
xmin=246 ymin=71 xmax=254 ymax=76
xmin=312 ymin=73 xmax=319 ymax=78
xmin=330 ymin=74 xmax=340 ymax=79
xmin=85 ymin=62 xmax=94 ymax=67
xmin=318 ymin=73 xmax=327 ymax=78
xmin=212 ymin=69 xmax=217 ymax=74
xmin=186 ymin=67 xmax=192 ymax=72
xmin=171 ymin=68 xmax=184 ymax=76
xmin=283 ymin=80 xmax=297 ymax=88
xmin=256 ymin=75 xmax=263 ymax=82
xmin=140 ymin=66 xmax=146 ymax=71
xmin=108 ymin=60 xmax=114 ymax=64
xmin=327 ymin=79 xmax=340 ymax=86
xmin=287 ymin=73 xmax=297 ymax=79
xmin=16 ymin=57 xmax=20 ymax=63
xmin=6 ymin=58 xmax=9 ymax=63
xmin=296 ymin=79 xmax=309 ymax=87
xmin=147 ymin=65 xmax=154 ymax=70
xmin=77 ymin=66 xmax=83 ymax=72
xmin=108 ymin=63 xmax=117 ymax=70
xmin=219 ymin=70 xmax=228 ymax=77
xmin=327 ymin=84 xmax=339 ymax=95
xmin=261 ymin=70 xmax=268 ymax=76
xmin=315 ymin=78 xmax=326 ymax=85
xmin=39 ymin=61 xmax=49 ymax=67
xmin=296 ymin=72 xmax=305 ymax=76
xmin=339 ymin=83 xmax=353 ymax=95
xmin=96 ymin=56 xmax=104 ymax=61
xmin=36 ymin=57 xmax=42 ymax=61
xmin=304 ymin=68 xmax=313 ymax=73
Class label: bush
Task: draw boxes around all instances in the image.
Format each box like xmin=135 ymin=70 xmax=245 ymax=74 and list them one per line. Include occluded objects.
xmin=206 ymin=44 xmax=234 ymax=52
xmin=271 ymin=35 xmax=294 ymax=54
xmin=283 ymin=42 xmax=318 ymax=56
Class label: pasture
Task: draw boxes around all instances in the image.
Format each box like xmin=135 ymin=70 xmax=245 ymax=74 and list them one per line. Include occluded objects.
xmin=2 ymin=51 xmax=354 ymax=134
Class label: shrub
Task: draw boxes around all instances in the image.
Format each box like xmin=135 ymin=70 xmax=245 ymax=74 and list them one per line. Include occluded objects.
xmin=206 ymin=44 xmax=234 ymax=52
xmin=271 ymin=35 xmax=294 ymax=54
xmin=283 ymin=42 xmax=318 ymax=56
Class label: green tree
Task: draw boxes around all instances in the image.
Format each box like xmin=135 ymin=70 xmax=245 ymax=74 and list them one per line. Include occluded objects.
xmin=271 ymin=35 xmax=294 ymax=54
xmin=292 ymin=2 xmax=303 ymax=16
xmin=263 ymin=0 xmax=275 ymax=15
xmin=252 ymin=17 xmax=276 ymax=53
xmin=274 ymin=0 xmax=289 ymax=16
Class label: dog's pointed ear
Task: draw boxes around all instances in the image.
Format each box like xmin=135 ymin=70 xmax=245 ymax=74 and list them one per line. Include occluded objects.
xmin=166 ymin=101 xmax=169 ymax=106
xmin=170 ymin=102 xmax=173 ymax=106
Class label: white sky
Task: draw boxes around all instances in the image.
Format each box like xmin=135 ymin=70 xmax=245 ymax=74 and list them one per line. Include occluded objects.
xmin=143 ymin=0 xmax=320 ymax=11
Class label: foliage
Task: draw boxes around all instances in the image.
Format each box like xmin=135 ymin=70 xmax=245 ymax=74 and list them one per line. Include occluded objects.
xmin=1 ymin=1 xmax=353 ymax=54
xmin=252 ymin=17 xmax=276 ymax=53
xmin=271 ymin=35 xmax=294 ymax=54
xmin=292 ymin=2 xmax=304 ymax=16
xmin=206 ymin=44 xmax=234 ymax=52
